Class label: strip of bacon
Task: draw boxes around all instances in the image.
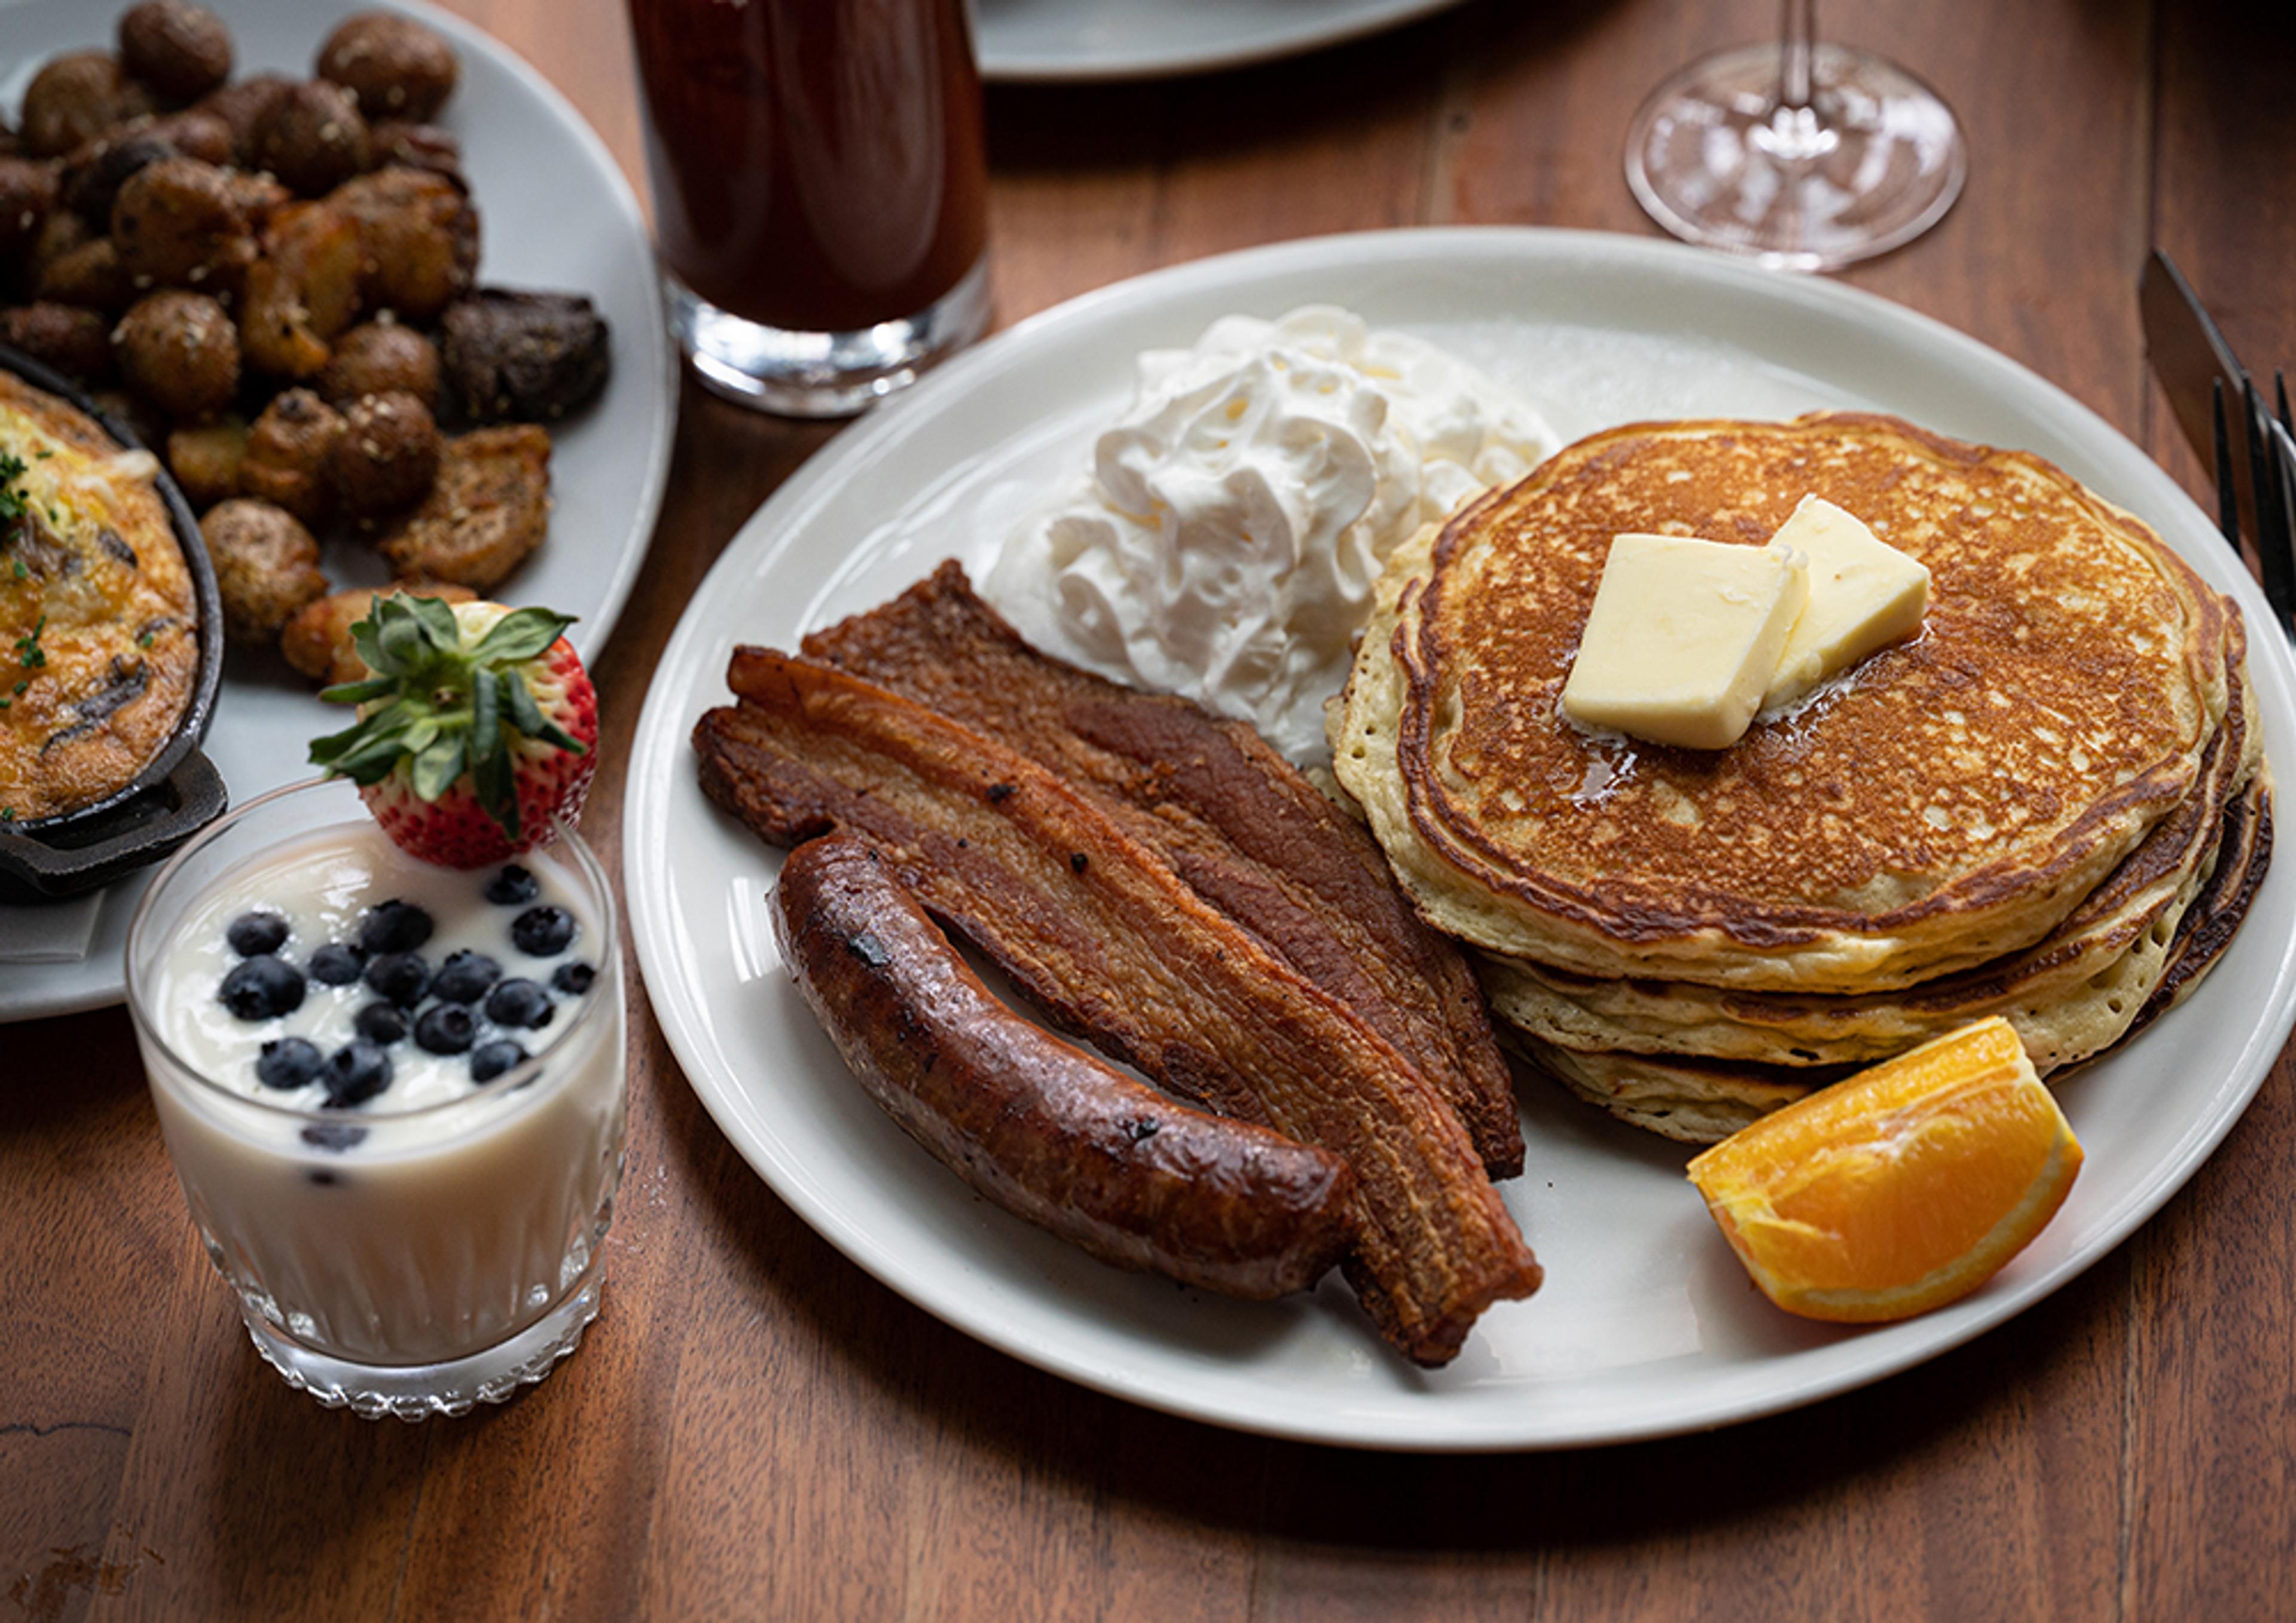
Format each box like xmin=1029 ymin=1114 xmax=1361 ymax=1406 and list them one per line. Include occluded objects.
xmin=799 ymin=561 xmax=1525 ymax=1178
xmin=697 ymin=651 xmax=1541 ymax=1365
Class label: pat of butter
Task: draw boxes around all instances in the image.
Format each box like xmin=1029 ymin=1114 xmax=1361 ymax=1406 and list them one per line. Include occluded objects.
xmin=1761 ymin=496 xmax=1931 ymax=709
xmin=1562 ymin=533 xmax=1810 ymax=750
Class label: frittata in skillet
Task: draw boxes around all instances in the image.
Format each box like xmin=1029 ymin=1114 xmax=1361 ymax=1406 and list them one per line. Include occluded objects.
xmin=0 ymin=370 xmax=198 ymax=825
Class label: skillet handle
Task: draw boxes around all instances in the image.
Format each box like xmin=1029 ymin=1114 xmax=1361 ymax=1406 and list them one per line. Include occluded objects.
xmin=0 ymin=752 xmax=229 ymax=900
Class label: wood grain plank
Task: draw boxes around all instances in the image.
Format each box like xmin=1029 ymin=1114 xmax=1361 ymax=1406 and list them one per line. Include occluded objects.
xmin=6 ymin=0 xmax=2296 ymax=1618
xmin=2127 ymin=7 xmax=2296 ymax=1617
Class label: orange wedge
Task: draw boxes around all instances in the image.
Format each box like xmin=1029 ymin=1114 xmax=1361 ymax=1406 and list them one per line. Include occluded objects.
xmin=1685 ymin=1016 xmax=2083 ymax=1324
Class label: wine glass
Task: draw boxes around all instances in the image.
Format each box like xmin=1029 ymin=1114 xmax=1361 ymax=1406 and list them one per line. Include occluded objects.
xmin=1624 ymin=0 xmax=1966 ymax=272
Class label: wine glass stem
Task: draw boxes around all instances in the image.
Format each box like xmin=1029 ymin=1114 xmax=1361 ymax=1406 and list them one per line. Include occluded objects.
xmin=1779 ymin=0 xmax=1816 ymax=111
xmin=1757 ymin=0 xmax=1834 ymax=161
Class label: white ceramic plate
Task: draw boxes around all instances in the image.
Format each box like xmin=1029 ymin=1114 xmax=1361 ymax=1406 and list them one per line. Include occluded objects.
xmin=0 ymin=0 xmax=676 ymax=1020
xmin=976 ymin=0 xmax=1473 ymax=82
xmin=625 ymin=228 xmax=2296 ymax=1450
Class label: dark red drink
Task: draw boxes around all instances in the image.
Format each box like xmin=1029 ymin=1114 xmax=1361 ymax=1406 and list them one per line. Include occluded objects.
xmin=627 ymin=0 xmax=989 ymax=335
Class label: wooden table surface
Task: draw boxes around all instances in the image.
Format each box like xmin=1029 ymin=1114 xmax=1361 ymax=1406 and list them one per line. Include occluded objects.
xmin=7 ymin=0 xmax=2294 ymax=1617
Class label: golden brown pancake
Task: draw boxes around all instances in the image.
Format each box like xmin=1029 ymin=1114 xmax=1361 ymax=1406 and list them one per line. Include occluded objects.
xmin=1502 ymin=768 xmax=2271 ymax=1143
xmin=1479 ymin=645 xmax=2258 ymax=1072
xmin=1333 ymin=413 xmax=2234 ymax=994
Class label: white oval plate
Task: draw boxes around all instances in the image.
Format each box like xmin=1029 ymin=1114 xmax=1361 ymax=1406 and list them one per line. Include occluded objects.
xmin=626 ymin=229 xmax=2296 ymax=1450
xmin=976 ymin=0 xmax=1473 ymax=82
xmin=0 ymin=0 xmax=677 ymax=1020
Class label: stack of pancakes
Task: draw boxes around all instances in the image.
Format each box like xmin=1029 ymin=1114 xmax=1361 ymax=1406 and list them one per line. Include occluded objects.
xmin=1332 ymin=413 xmax=2270 ymax=1142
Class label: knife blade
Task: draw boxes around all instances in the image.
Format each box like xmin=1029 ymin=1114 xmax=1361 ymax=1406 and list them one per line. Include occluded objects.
xmin=2141 ymin=249 xmax=2258 ymax=542
xmin=2245 ymin=377 xmax=2295 ymax=630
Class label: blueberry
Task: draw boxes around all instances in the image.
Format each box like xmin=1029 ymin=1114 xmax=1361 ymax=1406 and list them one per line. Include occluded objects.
xmin=484 ymin=864 xmax=539 ymax=906
xmin=414 ymin=1003 xmax=477 ymax=1055
xmin=323 ymin=1040 xmax=392 ymax=1107
xmin=354 ymin=1002 xmax=408 ymax=1044
xmin=470 ymin=1039 xmax=529 ymax=1083
xmin=226 ymin=910 xmax=289 ymax=956
xmin=550 ymin=959 xmax=596 ymax=997
xmin=363 ymin=950 xmax=430 ymax=1008
xmin=300 ymin=1122 xmax=368 ymax=1152
xmin=511 ymin=905 xmax=576 ymax=958
xmin=484 ymin=977 xmax=554 ymax=1029
xmin=254 ymin=1037 xmax=323 ymax=1090
xmin=218 ymin=955 xmax=306 ymax=1021
xmin=307 ymin=942 xmax=366 ymax=985
xmin=358 ymin=899 xmax=434 ymax=955
xmin=430 ymin=949 xmax=501 ymax=1005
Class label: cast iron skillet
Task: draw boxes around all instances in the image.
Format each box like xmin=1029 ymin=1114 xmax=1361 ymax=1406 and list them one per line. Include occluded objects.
xmin=0 ymin=346 xmax=227 ymax=903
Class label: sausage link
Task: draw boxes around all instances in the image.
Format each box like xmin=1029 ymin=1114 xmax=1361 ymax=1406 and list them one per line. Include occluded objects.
xmin=773 ymin=836 xmax=1356 ymax=1298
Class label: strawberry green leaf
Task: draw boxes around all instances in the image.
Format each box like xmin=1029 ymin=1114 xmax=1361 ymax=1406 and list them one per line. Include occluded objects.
xmin=410 ymin=594 xmax=464 ymax=653
xmin=349 ymin=613 xmax=396 ymax=678
xmin=471 ymin=667 xmax=502 ymax=765
xmin=472 ymin=736 xmax=518 ymax=839
xmin=502 ymin=673 xmax=546 ymax=738
xmin=412 ymin=736 xmax=465 ymax=802
xmin=471 ymin=607 xmax=575 ymax=667
xmin=319 ymin=674 xmax=398 ymax=707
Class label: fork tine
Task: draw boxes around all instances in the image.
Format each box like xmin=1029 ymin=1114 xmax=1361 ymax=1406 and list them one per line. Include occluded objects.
xmin=2246 ymin=376 xmax=2296 ymax=637
xmin=2213 ymin=377 xmax=2243 ymax=548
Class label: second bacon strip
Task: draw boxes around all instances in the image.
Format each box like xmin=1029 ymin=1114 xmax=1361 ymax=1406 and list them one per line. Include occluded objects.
xmin=697 ymin=650 xmax=1541 ymax=1365
xmin=799 ymin=562 xmax=1526 ymax=1178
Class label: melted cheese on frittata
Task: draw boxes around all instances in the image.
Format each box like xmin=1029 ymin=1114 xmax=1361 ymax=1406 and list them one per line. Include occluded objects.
xmin=0 ymin=391 xmax=199 ymax=825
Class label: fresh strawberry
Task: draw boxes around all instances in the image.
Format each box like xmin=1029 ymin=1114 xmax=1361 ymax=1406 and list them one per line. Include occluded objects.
xmin=309 ymin=594 xmax=597 ymax=869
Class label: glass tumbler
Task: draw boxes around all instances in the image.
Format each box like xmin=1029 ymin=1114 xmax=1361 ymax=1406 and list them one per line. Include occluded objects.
xmin=126 ymin=778 xmax=628 ymax=1420
xmin=626 ymin=0 xmax=993 ymax=417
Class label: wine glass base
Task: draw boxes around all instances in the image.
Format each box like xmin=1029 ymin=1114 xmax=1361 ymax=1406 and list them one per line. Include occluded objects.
xmin=668 ymin=258 xmax=993 ymax=419
xmin=1625 ymin=42 xmax=1966 ymax=273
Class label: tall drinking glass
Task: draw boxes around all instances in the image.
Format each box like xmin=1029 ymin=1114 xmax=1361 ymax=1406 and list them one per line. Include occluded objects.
xmin=1625 ymin=0 xmax=1965 ymax=271
xmin=126 ymin=778 xmax=628 ymax=1419
xmin=627 ymin=0 xmax=993 ymax=417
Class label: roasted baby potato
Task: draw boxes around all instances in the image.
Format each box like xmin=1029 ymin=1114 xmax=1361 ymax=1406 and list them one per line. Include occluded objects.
xmin=317 ymin=318 xmax=438 ymax=409
xmin=35 ymin=236 xmax=130 ymax=312
xmin=283 ymin=579 xmax=473 ymax=684
xmin=376 ymin=425 xmax=549 ymax=589
xmin=253 ymin=78 xmax=371 ymax=198
xmin=164 ymin=414 xmax=246 ymax=508
xmin=109 ymin=154 xmax=260 ymax=292
xmin=316 ymin=14 xmax=460 ymax=123
xmin=118 ymin=1 xmax=233 ymax=105
xmin=239 ymin=387 xmax=344 ymax=525
xmin=237 ymin=200 xmax=362 ymax=378
xmin=330 ymin=389 xmax=439 ymax=516
xmin=194 ymin=71 xmax=289 ymax=166
xmin=201 ymin=496 xmax=327 ymax=643
xmin=112 ymin=288 xmax=239 ymax=420
xmin=0 ymin=158 xmax=60 ymax=264
xmin=22 ymin=52 xmax=152 ymax=158
xmin=439 ymin=289 xmax=609 ymax=423
xmin=0 ymin=303 xmax=115 ymax=385
xmin=328 ymin=166 xmax=475 ymax=323
xmin=61 ymin=129 xmax=175 ymax=226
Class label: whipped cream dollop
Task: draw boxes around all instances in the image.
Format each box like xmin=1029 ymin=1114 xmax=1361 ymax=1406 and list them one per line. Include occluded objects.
xmin=985 ymin=305 xmax=1556 ymax=762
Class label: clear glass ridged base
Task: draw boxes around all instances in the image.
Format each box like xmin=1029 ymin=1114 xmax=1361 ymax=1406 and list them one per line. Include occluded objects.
xmin=239 ymin=1258 xmax=604 ymax=1422
xmin=668 ymin=256 xmax=992 ymax=418
xmin=1625 ymin=42 xmax=1966 ymax=272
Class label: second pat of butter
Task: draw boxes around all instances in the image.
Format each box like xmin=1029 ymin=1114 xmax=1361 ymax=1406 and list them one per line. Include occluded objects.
xmin=1761 ymin=496 xmax=1931 ymax=709
xmin=1562 ymin=533 xmax=1810 ymax=750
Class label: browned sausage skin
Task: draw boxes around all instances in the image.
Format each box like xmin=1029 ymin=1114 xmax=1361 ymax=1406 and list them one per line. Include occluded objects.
xmin=771 ymin=835 xmax=1357 ymax=1300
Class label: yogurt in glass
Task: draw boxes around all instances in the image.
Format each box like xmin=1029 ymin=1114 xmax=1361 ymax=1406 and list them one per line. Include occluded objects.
xmin=126 ymin=775 xmax=627 ymax=1419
